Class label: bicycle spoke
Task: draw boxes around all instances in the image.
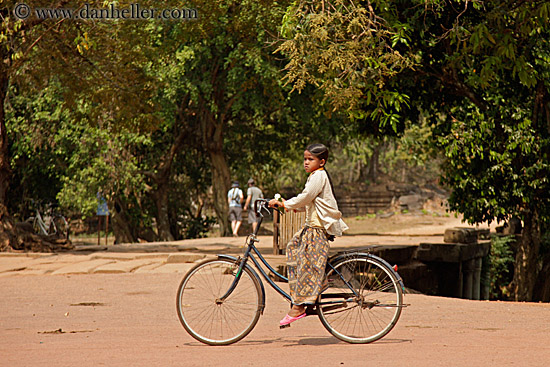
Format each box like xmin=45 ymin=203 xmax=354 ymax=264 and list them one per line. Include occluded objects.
xmin=177 ymin=259 xmax=262 ymax=345
xmin=318 ymin=255 xmax=403 ymax=344
xmin=366 ymin=279 xmax=395 ymax=294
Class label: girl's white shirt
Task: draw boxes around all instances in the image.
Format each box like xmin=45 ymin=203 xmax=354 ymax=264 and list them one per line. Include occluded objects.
xmin=283 ymin=169 xmax=349 ymax=236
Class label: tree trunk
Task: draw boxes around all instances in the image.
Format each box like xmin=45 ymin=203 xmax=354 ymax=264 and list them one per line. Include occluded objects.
xmin=146 ymin=121 xmax=188 ymax=241
xmin=209 ymin=149 xmax=231 ymax=236
xmin=0 ymin=64 xmax=20 ymax=251
xmin=200 ymin=102 xmax=231 ymax=236
xmin=152 ymin=186 xmax=174 ymax=241
xmin=510 ymin=210 xmax=540 ymax=301
xmin=533 ymin=254 xmax=550 ymax=302
xmin=0 ymin=72 xmax=10 ymax=209
xmin=110 ymin=199 xmax=137 ymax=244
xmin=0 ymin=206 xmax=19 ymax=252
xmin=366 ymin=142 xmax=381 ymax=183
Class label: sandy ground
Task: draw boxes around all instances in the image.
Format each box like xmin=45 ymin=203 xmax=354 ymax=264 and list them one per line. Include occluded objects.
xmin=2 ymin=211 xmax=545 ymax=367
xmin=1 ymin=273 xmax=549 ymax=367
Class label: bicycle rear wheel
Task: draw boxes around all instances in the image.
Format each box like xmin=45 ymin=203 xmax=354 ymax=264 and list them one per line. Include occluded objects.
xmin=176 ymin=258 xmax=263 ymax=345
xmin=317 ymin=254 xmax=403 ymax=343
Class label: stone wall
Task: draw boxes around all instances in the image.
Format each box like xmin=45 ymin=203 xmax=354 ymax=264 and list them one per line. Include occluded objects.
xmin=335 ymin=183 xmax=448 ymax=217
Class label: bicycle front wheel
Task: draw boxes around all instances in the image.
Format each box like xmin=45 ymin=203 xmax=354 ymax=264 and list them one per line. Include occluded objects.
xmin=176 ymin=258 xmax=263 ymax=345
xmin=318 ymin=254 xmax=403 ymax=344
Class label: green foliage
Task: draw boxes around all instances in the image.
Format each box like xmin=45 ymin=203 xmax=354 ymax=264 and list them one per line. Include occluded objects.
xmin=57 ymin=122 xmax=149 ymax=218
xmin=272 ymin=122 xmax=440 ymax=196
xmin=4 ymin=0 xmax=330 ymax=241
xmin=3 ymin=0 xmax=549 ymax=268
xmin=429 ymin=2 xmax=550 ymax=300
xmin=385 ymin=0 xmax=550 ymax=227
xmin=275 ymin=0 xmax=550 ymax=300
xmin=148 ymin=0 xmax=345 ymax=207
xmin=438 ymin=105 xmax=550 ymax=225
xmin=277 ymin=0 xmax=414 ymax=131
xmin=182 ymin=215 xmax=217 ymax=239
xmin=489 ymin=235 xmax=515 ymax=300
xmin=380 ymin=116 xmax=440 ymax=184
xmin=6 ymin=81 xmax=69 ymax=218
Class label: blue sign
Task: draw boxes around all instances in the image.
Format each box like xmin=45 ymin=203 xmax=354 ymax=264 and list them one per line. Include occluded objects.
xmin=97 ymin=194 xmax=109 ymax=216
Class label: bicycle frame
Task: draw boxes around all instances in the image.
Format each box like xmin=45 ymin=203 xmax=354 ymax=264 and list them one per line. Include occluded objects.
xmin=33 ymin=209 xmax=50 ymax=236
xmin=217 ymin=199 xmax=364 ymax=308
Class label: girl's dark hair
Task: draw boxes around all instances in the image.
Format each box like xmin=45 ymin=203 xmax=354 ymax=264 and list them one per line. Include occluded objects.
xmin=306 ymin=143 xmax=329 ymax=163
xmin=306 ymin=143 xmax=336 ymax=198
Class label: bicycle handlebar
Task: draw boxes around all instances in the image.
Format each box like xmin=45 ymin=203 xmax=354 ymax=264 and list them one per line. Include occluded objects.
xmin=254 ymin=198 xmax=284 ymax=218
xmin=254 ymin=198 xmax=269 ymax=217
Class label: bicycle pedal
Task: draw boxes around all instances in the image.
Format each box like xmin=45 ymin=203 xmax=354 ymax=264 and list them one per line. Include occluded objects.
xmin=279 ymin=324 xmax=291 ymax=329
xmin=305 ymin=305 xmax=316 ymax=316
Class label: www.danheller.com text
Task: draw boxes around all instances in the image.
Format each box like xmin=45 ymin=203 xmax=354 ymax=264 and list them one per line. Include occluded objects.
xmin=13 ymin=3 xmax=198 ymax=21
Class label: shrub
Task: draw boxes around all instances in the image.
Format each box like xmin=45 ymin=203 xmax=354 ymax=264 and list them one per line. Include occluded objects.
xmin=489 ymin=235 xmax=516 ymax=300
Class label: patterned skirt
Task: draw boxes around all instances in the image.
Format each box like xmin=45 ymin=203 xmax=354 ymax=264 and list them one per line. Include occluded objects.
xmin=286 ymin=226 xmax=330 ymax=305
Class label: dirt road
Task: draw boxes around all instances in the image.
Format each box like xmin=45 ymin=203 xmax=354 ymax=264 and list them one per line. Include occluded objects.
xmin=1 ymin=273 xmax=549 ymax=367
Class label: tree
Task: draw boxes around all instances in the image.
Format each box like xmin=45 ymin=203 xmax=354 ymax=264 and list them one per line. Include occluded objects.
xmin=0 ymin=0 xmax=75 ymax=250
xmin=277 ymin=0 xmax=413 ymax=130
xmin=2 ymin=1 xmax=162 ymax=246
xmin=279 ymin=0 xmax=550 ymax=300
xmin=5 ymin=1 xmax=326 ymax=243
xmin=6 ymin=80 xmax=69 ymax=218
xmin=424 ymin=1 xmax=550 ymax=301
xmin=389 ymin=0 xmax=550 ymax=301
xmin=149 ymin=0 xmax=323 ymax=236
xmin=276 ymin=0 xmax=418 ymax=184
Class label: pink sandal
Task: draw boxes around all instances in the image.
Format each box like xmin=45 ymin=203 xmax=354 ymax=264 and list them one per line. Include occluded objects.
xmin=279 ymin=313 xmax=307 ymax=328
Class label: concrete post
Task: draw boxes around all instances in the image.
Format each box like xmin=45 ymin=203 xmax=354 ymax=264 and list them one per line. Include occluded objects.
xmin=480 ymin=255 xmax=491 ymax=300
xmin=463 ymin=259 xmax=475 ymax=299
xmin=455 ymin=262 xmax=464 ymax=298
xmin=473 ymin=257 xmax=482 ymax=300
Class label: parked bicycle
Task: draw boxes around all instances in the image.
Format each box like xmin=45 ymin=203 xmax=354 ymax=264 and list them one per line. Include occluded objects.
xmin=26 ymin=203 xmax=70 ymax=241
xmin=176 ymin=198 xmax=406 ymax=345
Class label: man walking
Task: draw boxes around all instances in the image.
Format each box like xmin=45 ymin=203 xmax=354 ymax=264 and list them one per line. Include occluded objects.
xmin=243 ymin=178 xmax=264 ymax=233
xmin=227 ymin=181 xmax=244 ymax=236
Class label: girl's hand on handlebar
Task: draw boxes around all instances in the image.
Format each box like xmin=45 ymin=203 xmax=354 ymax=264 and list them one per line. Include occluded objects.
xmin=268 ymin=198 xmax=284 ymax=208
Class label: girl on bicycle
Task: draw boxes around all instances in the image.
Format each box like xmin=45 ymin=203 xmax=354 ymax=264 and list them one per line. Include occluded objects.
xmin=269 ymin=143 xmax=348 ymax=327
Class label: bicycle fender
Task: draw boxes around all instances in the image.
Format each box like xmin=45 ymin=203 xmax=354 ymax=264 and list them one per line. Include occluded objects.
xmin=329 ymin=252 xmax=406 ymax=293
xmin=371 ymin=254 xmax=406 ymax=293
xmin=217 ymin=254 xmax=266 ymax=314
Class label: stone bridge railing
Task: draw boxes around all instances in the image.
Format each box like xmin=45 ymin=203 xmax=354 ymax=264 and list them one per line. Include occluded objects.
xmin=367 ymin=227 xmax=492 ymax=300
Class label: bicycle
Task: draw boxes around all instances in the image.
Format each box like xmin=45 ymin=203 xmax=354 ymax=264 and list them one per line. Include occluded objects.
xmin=176 ymin=198 xmax=406 ymax=345
xmin=26 ymin=203 xmax=70 ymax=241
